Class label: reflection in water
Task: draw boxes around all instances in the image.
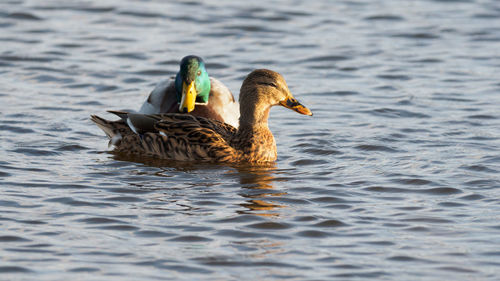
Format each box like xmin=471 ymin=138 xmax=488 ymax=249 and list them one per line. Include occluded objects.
xmin=112 ymin=152 xmax=288 ymax=216
xmin=235 ymin=164 xmax=287 ymax=217
xmin=233 ymin=239 xmax=286 ymax=259
xmin=112 ymin=152 xmax=212 ymax=171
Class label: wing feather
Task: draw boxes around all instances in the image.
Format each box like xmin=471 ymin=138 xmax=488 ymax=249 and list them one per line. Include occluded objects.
xmin=92 ymin=112 xmax=238 ymax=162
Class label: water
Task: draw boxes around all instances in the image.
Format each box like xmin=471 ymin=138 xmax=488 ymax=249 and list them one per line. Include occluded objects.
xmin=1 ymin=0 xmax=499 ymax=280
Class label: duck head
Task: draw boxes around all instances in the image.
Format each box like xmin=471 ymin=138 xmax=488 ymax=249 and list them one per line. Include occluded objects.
xmin=174 ymin=55 xmax=211 ymax=113
xmin=239 ymin=69 xmax=312 ymax=127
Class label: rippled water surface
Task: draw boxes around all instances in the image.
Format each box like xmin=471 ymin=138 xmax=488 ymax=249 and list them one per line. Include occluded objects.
xmin=1 ymin=0 xmax=500 ymax=280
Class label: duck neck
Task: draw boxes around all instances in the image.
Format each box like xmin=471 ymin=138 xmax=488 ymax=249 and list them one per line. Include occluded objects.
xmin=234 ymin=86 xmax=278 ymax=162
xmin=238 ymin=102 xmax=271 ymax=132
xmin=235 ymin=102 xmax=277 ymax=162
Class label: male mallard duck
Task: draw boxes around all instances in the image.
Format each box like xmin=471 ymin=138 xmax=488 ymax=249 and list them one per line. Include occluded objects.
xmin=138 ymin=55 xmax=239 ymax=128
xmin=91 ymin=69 xmax=312 ymax=164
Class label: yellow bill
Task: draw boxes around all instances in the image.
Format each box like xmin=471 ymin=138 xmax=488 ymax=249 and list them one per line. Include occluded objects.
xmin=179 ymin=81 xmax=197 ymax=113
xmin=279 ymin=97 xmax=313 ymax=116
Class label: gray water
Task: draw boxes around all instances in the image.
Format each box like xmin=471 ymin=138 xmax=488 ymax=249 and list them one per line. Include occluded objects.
xmin=1 ymin=0 xmax=500 ymax=280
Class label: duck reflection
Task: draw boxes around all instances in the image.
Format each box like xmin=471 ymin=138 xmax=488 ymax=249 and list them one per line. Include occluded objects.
xmin=110 ymin=153 xmax=288 ymax=216
xmin=111 ymin=152 xmax=201 ymax=171
xmin=235 ymin=164 xmax=287 ymax=217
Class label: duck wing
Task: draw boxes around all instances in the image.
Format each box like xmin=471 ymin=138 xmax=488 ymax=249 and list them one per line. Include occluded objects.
xmin=205 ymin=77 xmax=240 ymax=128
xmin=96 ymin=112 xmax=238 ymax=162
xmin=138 ymin=78 xmax=177 ymax=114
xmin=108 ymin=111 xmax=237 ymax=139
xmin=153 ymin=113 xmax=237 ymax=140
xmin=151 ymin=116 xmax=237 ymax=162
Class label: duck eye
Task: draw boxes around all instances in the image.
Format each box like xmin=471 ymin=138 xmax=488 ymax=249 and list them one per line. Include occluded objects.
xmin=257 ymin=82 xmax=278 ymax=88
xmin=197 ymin=70 xmax=201 ymax=76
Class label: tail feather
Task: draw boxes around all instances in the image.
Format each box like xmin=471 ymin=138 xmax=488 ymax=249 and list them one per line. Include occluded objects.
xmin=90 ymin=115 xmax=115 ymax=139
xmin=90 ymin=115 xmax=126 ymax=147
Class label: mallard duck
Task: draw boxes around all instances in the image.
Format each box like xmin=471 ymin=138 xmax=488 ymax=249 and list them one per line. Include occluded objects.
xmin=91 ymin=69 xmax=312 ymax=164
xmin=138 ymin=55 xmax=239 ymax=128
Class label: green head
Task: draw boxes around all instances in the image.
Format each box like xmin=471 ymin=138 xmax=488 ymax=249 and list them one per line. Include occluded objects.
xmin=174 ymin=55 xmax=211 ymax=113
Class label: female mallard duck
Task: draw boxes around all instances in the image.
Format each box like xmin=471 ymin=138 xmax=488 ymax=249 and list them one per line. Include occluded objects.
xmin=139 ymin=55 xmax=239 ymax=128
xmin=91 ymin=69 xmax=312 ymax=164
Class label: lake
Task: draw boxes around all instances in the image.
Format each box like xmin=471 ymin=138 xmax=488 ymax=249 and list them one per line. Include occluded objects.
xmin=1 ymin=0 xmax=499 ymax=280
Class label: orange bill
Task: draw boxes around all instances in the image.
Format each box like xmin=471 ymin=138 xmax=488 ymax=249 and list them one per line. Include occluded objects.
xmin=279 ymin=97 xmax=313 ymax=116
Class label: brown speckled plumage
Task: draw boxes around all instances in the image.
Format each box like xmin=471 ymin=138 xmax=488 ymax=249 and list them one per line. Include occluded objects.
xmin=91 ymin=69 xmax=312 ymax=164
